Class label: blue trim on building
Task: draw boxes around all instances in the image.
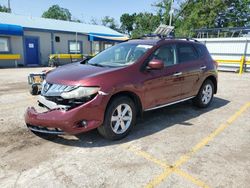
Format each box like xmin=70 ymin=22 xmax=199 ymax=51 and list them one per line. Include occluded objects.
xmin=0 ymin=24 xmax=23 ymax=36
xmin=88 ymin=35 xmax=123 ymax=42
xmin=88 ymin=32 xmax=123 ymax=37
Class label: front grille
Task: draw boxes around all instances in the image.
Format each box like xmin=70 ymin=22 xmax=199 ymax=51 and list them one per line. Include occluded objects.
xmin=27 ymin=124 xmax=65 ymax=135
xmin=43 ymin=94 xmax=96 ymax=109
xmin=40 ymin=81 xmax=96 ymax=110
xmin=41 ymin=81 xmax=77 ymax=97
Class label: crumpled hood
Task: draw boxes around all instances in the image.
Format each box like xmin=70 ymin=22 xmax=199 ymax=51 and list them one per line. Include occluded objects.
xmin=46 ymin=62 xmax=119 ymax=85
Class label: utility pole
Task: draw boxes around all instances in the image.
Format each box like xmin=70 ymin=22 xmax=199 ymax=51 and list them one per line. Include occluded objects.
xmin=7 ymin=0 xmax=11 ymax=13
xmin=169 ymin=0 xmax=174 ymax=26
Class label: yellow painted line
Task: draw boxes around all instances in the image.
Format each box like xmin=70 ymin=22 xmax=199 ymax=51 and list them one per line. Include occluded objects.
xmin=122 ymin=145 xmax=209 ymax=188
xmin=0 ymin=54 xmax=21 ymax=60
xmin=122 ymin=144 xmax=170 ymax=168
xmin=146 ymin=102 xmax=250 ymax=187
xmin=175 ymin=169 xmax=209 ymax=188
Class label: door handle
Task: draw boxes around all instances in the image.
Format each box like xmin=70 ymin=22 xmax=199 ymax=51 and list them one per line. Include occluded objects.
xmin=173 ymin=72 xmax=182 ymax=76
xmin=200 ymin=66 xmax=207 ymax=70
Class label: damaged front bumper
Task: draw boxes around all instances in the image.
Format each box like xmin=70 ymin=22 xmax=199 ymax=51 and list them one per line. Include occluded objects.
xmin=25 ymin=94 xmax=108 ymax=135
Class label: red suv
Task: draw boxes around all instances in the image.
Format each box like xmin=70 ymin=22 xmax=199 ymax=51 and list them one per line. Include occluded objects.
xmin=25 ymin=38 xmax=218 ymax=140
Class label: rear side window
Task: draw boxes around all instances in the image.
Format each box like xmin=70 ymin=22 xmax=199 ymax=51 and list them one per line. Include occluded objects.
xmin=177 ymin=44 xmax=199 ymax=63
xmin=194 ymin=44 xmax=207 ymax=57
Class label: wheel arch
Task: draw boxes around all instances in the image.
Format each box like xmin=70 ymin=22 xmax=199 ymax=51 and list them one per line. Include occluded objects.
xmin=204 ymin=75 xmax=217 ymax=94
xmin=106 ymin=91 xmax=143 ymax=117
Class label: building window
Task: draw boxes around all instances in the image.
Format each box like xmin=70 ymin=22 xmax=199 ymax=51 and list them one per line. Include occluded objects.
xmin=93 ymin=41 xmax=100 ymax=55
xmin=68 ymin=41 xmax=82 ymax=54
xmin=0 ymin=37 xmax=10 ymax=53
xmin=104 ymin=42 xmax=113 ymax=50
xmin=55 ymin=36 xmax=60 ymax=42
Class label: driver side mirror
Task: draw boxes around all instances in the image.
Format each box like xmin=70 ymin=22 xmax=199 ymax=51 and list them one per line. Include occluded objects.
xmin=147 ymin=59 xmax=164 ymax=70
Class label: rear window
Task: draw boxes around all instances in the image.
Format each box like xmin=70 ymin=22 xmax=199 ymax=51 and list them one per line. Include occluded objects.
xmin=177 ymin=44 xmax=199 ymax=63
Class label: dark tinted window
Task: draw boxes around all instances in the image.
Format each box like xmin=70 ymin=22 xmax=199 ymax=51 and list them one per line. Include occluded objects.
xmin=194 ymin=43 xmax=207 ymax=57
xmin=151 ymin=45 xmax=176 ymax=66
xmin=177 ymin=44 xmax=199 ymax=63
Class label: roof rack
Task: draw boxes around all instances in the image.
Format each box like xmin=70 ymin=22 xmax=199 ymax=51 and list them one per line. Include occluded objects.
xmin=129 ymin=25 xmax=200 ymax=43
xmin=169 ymin=37 xmax=199 ymax=42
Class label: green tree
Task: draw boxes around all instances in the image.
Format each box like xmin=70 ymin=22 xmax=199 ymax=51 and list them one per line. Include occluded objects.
xmin=42 ymin=5 xmax=72 ymax=21
xmin=152 ymin=0 xmax=172 ymax=25
xmin=120 ymin=13 xmax=136 ymax=35
xmin=174 ymin=0 xmax=250 ymax=37
xmin=174 ymin=0 xmax=227 ymax=36
xmin=215 ymin=0 xmax=250 ymax=27
xmin=89 ymin=17 xmax=99 ymax=25
xmin=0 ymin=4 xmax=10 ymax=13
xmin=101 ymin=16 xmax=119 ymax=30
xmin=131 ymin=13 xmax=161 ymax=38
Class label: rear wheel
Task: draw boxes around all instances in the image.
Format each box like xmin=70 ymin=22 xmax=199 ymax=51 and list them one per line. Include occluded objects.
xmin=193 ymin=79 xmax=214 ymax=108
xmin=97 ymin=96 xmax=136 ymax=140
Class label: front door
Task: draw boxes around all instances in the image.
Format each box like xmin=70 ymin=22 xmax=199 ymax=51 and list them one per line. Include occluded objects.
xmin=24 ymin=37 xmax=39 ymax=66
xmin=143 ymin=44 xmax=183 ymax=110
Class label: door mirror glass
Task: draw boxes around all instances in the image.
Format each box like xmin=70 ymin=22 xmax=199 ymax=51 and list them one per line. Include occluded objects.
xmin=147 ymin=59 xmax=164 ymax=70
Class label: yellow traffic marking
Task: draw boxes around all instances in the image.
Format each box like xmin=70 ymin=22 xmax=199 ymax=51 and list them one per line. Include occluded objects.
xmin=146 ymin=102 xmax=250 ymax=187
xmin=0 ymin=54 xmax=21 ymax=60
xmin=122 ymin=145 xmax=209 ymax=188
xmin=122 ymin=144 xmax=169 ymax=168
xmin=175 ymin=169 xmax=209 ymax=188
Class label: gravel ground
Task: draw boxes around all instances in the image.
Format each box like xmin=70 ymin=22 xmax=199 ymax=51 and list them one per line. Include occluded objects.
xmin=0 ymin=68 xmax=249 ymax=188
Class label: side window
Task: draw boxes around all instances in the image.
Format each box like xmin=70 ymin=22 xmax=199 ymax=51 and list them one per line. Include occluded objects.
xmin=194 ymin=44 xmax=207 ymax=57
xmin=151 ymin=45 xmax=176 ymax=67
xmin=177 ymin=44 xmax=199 ymax=63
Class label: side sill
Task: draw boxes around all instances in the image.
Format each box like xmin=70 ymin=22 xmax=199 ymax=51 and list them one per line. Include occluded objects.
xmin=144 ymin=96 xmax=195 ymax=112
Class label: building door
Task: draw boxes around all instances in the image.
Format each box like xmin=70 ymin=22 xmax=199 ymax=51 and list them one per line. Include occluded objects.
xmin=24 ymin=36 xmax=40 ymax=66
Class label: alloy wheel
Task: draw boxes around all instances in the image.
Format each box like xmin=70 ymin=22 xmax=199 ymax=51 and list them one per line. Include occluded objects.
xmin=110 ymin=104 xmax=132 ymax=134
xmin=201 ymin=84 xmax=213 ymax=105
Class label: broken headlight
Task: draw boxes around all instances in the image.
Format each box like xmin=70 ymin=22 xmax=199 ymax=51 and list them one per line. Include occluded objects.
xmin=61 ymin=86 xmax=100 ymax=99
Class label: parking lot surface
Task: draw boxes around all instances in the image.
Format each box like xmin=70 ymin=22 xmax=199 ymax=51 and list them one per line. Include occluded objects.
xmin=0 ymin=68 xmax=249 ymax=188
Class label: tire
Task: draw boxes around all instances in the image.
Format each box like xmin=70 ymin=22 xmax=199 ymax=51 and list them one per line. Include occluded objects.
xmin=193 ymin=79 xmax=214 ymax=108
xmin=97 ymin=96 xmax=137 ymax=140
xmin=30 ymin=85 xmax=39 ymax=95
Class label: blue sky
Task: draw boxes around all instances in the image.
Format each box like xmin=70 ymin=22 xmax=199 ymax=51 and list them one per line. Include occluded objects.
xmin=0 ymin=0 xmax=164 ymax=24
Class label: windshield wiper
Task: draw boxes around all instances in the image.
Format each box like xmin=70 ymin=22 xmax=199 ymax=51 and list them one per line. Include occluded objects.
xmin=89 ymin=63 xmax=105 ymax=67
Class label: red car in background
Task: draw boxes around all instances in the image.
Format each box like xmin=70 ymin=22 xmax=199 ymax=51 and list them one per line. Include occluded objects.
xmin=25 ymin=38 xmax=217 ymax=140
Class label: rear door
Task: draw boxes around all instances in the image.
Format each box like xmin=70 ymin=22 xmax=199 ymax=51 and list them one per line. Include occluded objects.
xmin=176 ymin=43 xmax=204 ymax=98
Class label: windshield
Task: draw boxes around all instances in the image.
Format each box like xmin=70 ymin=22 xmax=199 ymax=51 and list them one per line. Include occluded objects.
xmin=88 ymin=43 xmax=153 ymax=67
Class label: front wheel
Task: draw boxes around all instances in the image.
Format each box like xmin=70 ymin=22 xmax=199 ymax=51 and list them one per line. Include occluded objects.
xmin=97 ymin=96 xmax=136 ymax=140
xmin=193 ymin=79 xmax=214 ymax=108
